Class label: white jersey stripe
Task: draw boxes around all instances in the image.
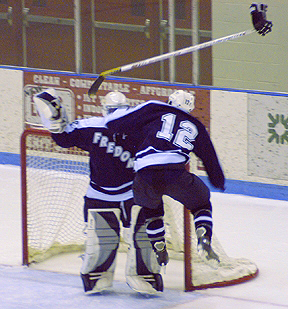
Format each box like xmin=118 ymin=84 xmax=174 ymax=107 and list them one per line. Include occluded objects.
xmin=194 ymin=216 xmax=213 ymax=223
xmin=86 ymin=184 xmax=133 ymax=201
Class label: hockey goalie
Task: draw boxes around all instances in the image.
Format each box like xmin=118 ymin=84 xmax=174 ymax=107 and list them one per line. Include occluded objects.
xmin=34 ymin=89 xmax=164 ymax=295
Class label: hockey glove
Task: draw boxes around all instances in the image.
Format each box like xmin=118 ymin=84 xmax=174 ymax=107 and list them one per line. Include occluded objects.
xmin=34 ymin=88 xmax=69 ymax=134
xmin=250 ymin=3 xmax=272 ymax=36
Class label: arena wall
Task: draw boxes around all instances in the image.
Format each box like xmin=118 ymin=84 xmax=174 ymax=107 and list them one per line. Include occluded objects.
xmin=212 ymin=0 xmax=287 ymax=93
xmin=0 ymin=66 xmax=287 ymax=200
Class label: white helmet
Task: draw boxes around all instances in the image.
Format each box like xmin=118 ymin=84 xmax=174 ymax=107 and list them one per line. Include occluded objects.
xmin=101 ymin=91 xmax=129 ymax=116
xmin=167 ymin=90 xmax=195 ymax=113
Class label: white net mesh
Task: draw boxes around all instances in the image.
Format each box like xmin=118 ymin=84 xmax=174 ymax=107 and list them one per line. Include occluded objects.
xmin=23 ymin=131 xmax=89 ymax=262
xmin=163 ymin=195 xmax=258 ymax=289
xmin=22 ymin=129 xmax=258 ymax=289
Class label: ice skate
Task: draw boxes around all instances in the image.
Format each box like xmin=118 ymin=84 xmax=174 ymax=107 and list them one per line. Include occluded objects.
xmin=153 ymin=241 xmax=169 ymax=266
xmin=196 ymin=227 xmax=220 ymax=269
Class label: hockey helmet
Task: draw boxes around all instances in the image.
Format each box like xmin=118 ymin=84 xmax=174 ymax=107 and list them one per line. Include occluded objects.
xmin=167 ymin=90 xmax=195 ymax=113
xmin=102 ymin=91 xmax=129 ymax=116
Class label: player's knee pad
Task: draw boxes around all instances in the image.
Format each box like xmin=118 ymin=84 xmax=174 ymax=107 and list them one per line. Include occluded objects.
xmin=125 ymin=205 xmax=163 ymax=293
xmin=80 ymin=208 xmax=120 ymax=294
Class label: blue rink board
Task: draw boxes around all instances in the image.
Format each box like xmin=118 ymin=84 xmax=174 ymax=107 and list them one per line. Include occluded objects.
xmin=199 ymin=176 xmax=288 ymax=201
xmin=0 ymin=265 xmax=200 ymax=309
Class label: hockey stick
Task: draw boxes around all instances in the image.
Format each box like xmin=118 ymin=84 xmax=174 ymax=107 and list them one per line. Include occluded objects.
xmin=88 ymin=29 xmax=256 ymax=97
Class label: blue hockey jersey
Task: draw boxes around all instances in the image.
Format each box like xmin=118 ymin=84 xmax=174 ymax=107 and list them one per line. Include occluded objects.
xmin=52 ymin=117 xmax=135 ymax=201
xmin=104 ymin=101 xmax=225 ymax=190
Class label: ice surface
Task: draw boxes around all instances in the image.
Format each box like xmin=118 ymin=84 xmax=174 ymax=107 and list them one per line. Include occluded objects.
xmin=1 ymin=164 xmax=288 ymax=308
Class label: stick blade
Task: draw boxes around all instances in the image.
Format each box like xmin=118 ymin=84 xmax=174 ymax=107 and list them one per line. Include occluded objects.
xmin=88 ymin=75 xmax=105 ymax=97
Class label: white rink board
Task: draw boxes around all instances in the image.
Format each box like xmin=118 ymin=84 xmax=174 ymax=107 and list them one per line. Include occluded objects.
xmin=210 ymin=90 xmax=248 ymax=180
xmin=0 ymin=68 xmax=23 ymax=153
xmin=210 ymin=89 xmax=288 ymax=187
xmin=248 ymin=94 xmax=288 ymax=180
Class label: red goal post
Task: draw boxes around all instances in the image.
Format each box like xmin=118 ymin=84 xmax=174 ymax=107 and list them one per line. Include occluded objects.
xmin=21 ymin=128 xmax=258 ymax=291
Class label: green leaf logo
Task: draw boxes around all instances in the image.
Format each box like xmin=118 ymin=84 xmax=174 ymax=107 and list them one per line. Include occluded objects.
xmin=268 ymin=113 xmax=288 ymax=144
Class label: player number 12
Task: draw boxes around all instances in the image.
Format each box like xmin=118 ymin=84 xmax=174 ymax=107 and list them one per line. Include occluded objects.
xmin=156 ymin=113 xmax=198 ymax=151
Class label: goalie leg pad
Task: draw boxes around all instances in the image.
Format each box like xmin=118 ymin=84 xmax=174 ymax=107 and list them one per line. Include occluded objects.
xmin=125 ymin=206 xmax=163 ymax=294
xmin=80 ymin=208 xmax=120 ymax=294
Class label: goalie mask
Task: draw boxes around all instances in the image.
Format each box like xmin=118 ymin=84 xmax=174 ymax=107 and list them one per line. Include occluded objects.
xmin=167 ymin=90 xmax=195 ymax=113
xmin=102 ymin=91 xmax=129 ymax=116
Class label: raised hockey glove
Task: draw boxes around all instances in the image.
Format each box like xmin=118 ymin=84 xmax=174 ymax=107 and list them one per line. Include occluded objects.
xmin=250 ymin=3 xmax=272 ymax=36
xmin=34 ymin=88 xmax=69 ymax=134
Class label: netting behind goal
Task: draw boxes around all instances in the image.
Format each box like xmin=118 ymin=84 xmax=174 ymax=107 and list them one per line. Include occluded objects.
xmin=21 ymin=128 xmax=258 ymax=291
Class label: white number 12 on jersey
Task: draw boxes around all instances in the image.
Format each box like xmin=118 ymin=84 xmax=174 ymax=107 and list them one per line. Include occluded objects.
xmin=156 ymin=113 xmax=198 ymax=151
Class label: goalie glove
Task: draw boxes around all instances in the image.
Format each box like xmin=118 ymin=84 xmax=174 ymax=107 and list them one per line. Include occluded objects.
xmin=34 ymin=88 xmax=68 ymax=133
xmin=250 ymin=3 xmax=273 ymax=36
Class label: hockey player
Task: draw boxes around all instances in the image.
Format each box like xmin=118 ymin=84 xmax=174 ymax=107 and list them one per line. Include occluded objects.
xmin=33 ymin=89 xmax=164 ymax=295
xmin=103 ymin=90 xmax=225 ymax=268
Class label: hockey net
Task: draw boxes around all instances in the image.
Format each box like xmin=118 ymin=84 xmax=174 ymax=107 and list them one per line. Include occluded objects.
xmin=21 ymin=128 xmax=258 ymax=291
